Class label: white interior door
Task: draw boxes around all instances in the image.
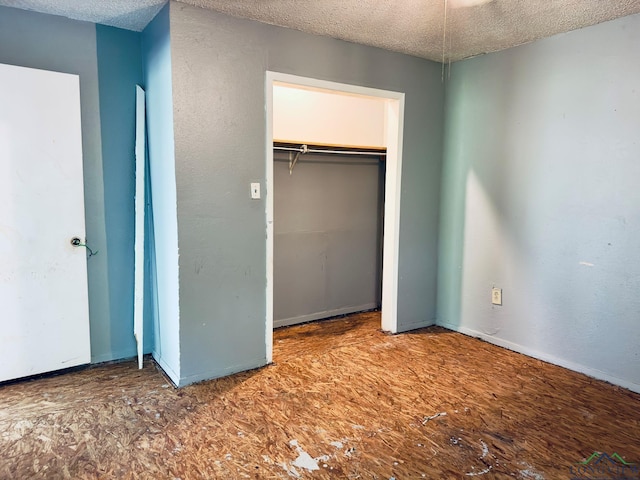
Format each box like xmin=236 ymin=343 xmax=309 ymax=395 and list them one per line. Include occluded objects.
xmin=0 ymin=63 xmax=91 ymax=382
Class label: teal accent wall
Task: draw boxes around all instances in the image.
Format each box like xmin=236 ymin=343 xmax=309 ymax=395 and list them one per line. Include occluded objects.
xmin=438 ymin=14 xmax=640 ymax=392
xmin=0 ymin=5 xmax=149 ymax=365
xmin=96 ymin=25 xmax=154 ymax=359
xmin=0 ymin=6 xmax=113 ymax=363
xmin=169 ymin=3 xmax=444 ymax=385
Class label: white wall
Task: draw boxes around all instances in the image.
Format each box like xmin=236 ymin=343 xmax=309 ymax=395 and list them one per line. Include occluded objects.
xmin=273 ymin=84 xmax=387 ymax=147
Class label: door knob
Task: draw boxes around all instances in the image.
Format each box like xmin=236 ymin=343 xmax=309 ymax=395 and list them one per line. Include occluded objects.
xmin=70 ymin=237 xmax=98 ymax=257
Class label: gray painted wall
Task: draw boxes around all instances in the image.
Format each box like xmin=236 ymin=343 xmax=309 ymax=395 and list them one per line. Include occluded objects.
xmin=273 ymin=152 xmax=382 ymax=328
xmin=438 ymin=14 xmax=640 ymax=392
xmin=169 ymin=2 xmax=444 ymax=385
xmin=142 ymin=4 xmax=181 ymax=384
xmin=0 ymin=6 xmax=141 ymax=364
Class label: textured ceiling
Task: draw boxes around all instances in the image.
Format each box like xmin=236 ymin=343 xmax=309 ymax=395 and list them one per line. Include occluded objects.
xmin=3 ymin=0 xmax=166 ymax=31
xmin=3 ymin=0 xmax=640 ymax=61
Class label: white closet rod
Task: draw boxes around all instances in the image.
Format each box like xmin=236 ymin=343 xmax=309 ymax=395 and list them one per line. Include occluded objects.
xmin=274 ymin=145 xmax=386 ymax=156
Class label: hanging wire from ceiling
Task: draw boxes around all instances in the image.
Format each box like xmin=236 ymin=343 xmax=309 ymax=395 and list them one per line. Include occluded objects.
xmin=442 ymin=0 xmax=448 ymax=82
xmin=441 ymin=0 xmax=456 ymax=81
xmin=448 ymin=2 xmax=453 ymax=80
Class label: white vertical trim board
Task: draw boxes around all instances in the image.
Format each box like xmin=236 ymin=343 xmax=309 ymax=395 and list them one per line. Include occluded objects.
xmin=134 ymin=85 xmax=147 ymax=370
xmin=265 ymin=71 xmax=405 ymax=361
xmin=381 ymin=98 xmax=404 ymax=334
xmin=265 ymin=77 xmax=275 ymax=363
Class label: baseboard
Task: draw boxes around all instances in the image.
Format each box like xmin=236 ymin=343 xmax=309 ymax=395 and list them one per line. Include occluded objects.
xmin=175 ymin=358 xmax=268 ymax=387
xmin=396 ymin=319 xmax=435 ymax=333
xmin=274 ymin=303 xmax=378 ymax=329
xmin=152 ymin=351 xmax=180 ymax=387
xmin=91 ymin=344 xmax=154 ymax=365
xmin=91 ymin=348 xmax=137 ymax=364
xmin=438 ymin=322 xmax=640 ymax=395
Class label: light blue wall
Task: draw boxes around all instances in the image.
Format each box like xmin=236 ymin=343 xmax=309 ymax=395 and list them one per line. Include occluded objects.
xmin=142 ymin=4 xmax=181 ymax=384
xmin=96 ymin=25 xmax=154 ymax=359
xmin=169 ymin=2 xmax=444 ymax=385
xmin=438 ymin=14 xmax=640 ymax=393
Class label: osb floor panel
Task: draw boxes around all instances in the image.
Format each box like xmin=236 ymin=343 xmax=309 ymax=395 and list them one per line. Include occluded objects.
xmin=1 ymin=312 xmax=639 ymax=479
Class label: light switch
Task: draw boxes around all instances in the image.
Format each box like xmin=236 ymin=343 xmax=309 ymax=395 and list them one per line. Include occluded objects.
xmin=491 ymin=287 xmax=502 ymax=306
xmin=250 ymin=182 xmax=261 ymax=199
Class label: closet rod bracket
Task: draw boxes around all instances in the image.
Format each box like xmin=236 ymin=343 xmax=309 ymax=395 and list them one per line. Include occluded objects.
xmin=289 ymin=144 xmax=308 ymax=175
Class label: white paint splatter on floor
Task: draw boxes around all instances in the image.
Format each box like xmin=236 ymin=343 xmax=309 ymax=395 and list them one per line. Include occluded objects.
xmin=288 ymin=439 xmax=320 ymax=472
xmin=480 ymin=440 xmax=489 ymax=459
xmin=292 ymin=450 xmax=320 ymax=471
xmin=519 ymin=468 xmax=545 ymax=479
xmin=464 ymin=440 xmax=493 ymax=476
xmin=518 ymin=462 xmax=545 ymax=479
xmin=281 ymin=461 xmax=301 ymax=478
xmin=465 ymin=466 xmax=492 ymax=476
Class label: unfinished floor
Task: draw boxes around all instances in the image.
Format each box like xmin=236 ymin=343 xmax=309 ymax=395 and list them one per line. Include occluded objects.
xmin=1 ymin=311 xmax=639 ymax=479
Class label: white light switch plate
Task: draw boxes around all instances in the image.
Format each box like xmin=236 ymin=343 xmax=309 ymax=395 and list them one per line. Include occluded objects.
xmin=250 ymin=182 xmax=260 ymax=199
xmin=491 ymin=287 xmax=502 ymax=306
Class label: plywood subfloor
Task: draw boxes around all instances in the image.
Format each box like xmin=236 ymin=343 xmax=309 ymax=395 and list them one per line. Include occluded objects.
xmin=1 ymin=311 xmax=639 ymax=479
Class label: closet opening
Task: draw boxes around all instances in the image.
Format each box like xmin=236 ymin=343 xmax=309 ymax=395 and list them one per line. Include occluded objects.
xmin=273 ymin=141 xmax=386 ymax=329
xmin=265 ymin=72 xmax=405 ymax=362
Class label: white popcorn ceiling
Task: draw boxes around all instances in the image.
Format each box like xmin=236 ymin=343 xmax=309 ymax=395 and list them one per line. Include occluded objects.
xmin=3 ymin=0 xmax=640 ymax=61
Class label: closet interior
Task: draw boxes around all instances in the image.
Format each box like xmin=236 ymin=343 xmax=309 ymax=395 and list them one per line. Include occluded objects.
xmin=273 ymin=141 xmax=386 ymax=328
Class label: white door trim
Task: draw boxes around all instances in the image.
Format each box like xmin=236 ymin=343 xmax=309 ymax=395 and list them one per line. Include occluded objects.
xmin=265 ymin=71 xmax=405 ymax=362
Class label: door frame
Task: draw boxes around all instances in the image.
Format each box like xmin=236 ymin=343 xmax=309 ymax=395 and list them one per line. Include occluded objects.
xmin=265 ymin=71 xmax=405 ymax=362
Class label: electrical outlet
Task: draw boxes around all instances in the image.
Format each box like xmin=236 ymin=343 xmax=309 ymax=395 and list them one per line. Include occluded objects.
xmin=250 ymin=182 xmax=261 ymax=199
xmin=491 ymin=287 xmax=502 ymax=306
